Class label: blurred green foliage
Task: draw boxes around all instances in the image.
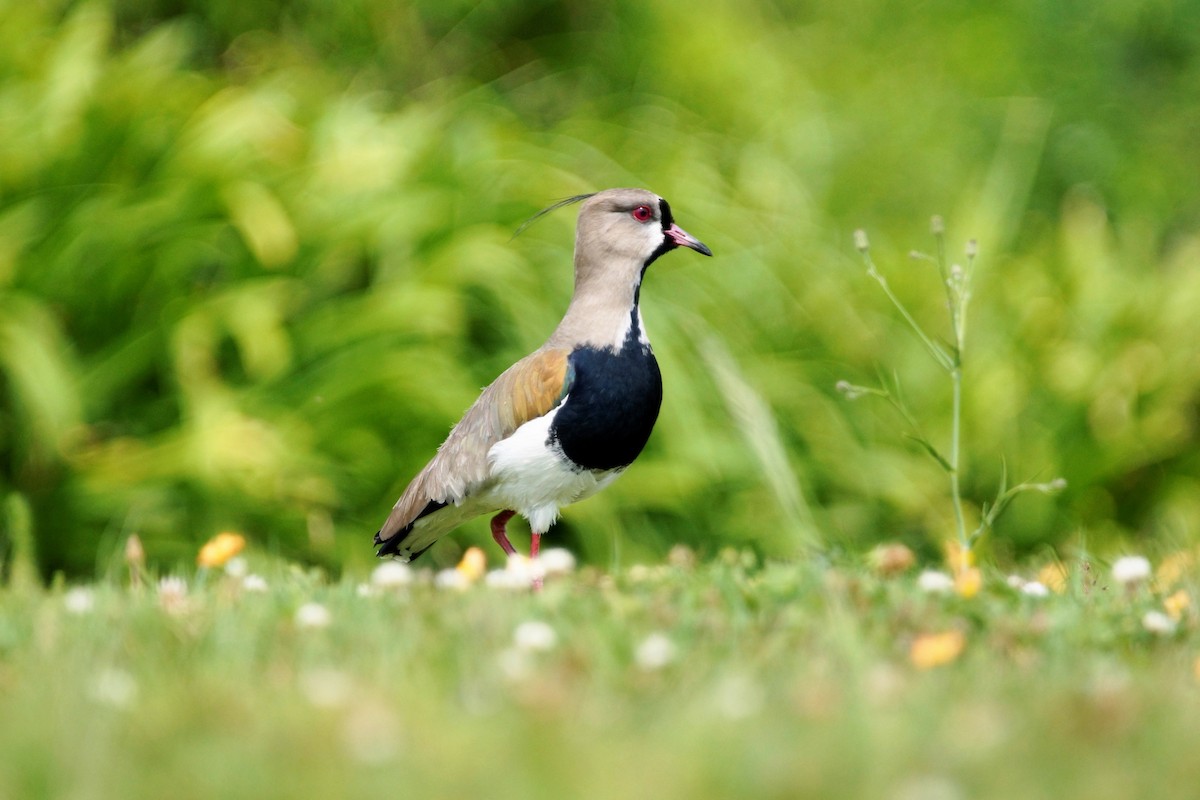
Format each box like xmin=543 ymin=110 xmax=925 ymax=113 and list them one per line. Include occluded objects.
xmin=2 ymin=0 xmax=1200 ymax=577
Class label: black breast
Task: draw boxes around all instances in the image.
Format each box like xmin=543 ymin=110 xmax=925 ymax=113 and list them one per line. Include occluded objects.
xmin=550 ymin=335 xmax=663 ymax=472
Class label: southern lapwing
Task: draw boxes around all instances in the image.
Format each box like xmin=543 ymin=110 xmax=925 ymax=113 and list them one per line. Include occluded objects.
xmin=373 ymin=188 xmax=711 ymax=580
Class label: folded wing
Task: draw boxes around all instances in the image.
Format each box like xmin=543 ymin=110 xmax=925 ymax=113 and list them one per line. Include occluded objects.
xmin=375 ymin=346 xmax=574 ymax=549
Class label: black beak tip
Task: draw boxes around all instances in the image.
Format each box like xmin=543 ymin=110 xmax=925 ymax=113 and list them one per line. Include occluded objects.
xmin=693 ymin=241 xmax=713 ymax=257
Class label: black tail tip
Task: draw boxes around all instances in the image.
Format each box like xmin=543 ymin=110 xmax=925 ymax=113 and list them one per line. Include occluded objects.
xmin=374 ymin=530 xmax=401 ymax=559
xmin=373 ymin=530 xmax=403 ymax=560
xmin=374 ymin=530 xmax=425 ymax=561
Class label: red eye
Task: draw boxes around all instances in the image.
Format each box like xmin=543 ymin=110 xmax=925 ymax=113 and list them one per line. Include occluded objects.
xmin=631 ymin=205 xmax=653 ymax=222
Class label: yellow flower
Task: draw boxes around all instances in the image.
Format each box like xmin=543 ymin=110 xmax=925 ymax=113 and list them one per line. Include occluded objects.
xmin=456 ymin=546 xmax=487 ymax=583
xmin=1164 ymin=590 xmax=1191 ymax=621
xmin=943 ymin=540 xmax=976 ymax=573
xmin=910 ymin=630 xmax=966 ymax=669
xmin=1037 ymin=562 xmax=1068 ymax=594
xmin=955 ymin=567 xmax=983 ymax=599
xmin=197 ymin=532 xmax=246 ymax=568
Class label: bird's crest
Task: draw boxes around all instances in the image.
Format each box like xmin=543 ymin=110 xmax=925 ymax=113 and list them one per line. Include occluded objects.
xmin=513 ymin=193 xmax=595 ymax=239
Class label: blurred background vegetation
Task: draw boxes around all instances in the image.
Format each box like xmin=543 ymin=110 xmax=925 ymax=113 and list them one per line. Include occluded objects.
xmin=2 ymin=0 xmax=1199 ymax=578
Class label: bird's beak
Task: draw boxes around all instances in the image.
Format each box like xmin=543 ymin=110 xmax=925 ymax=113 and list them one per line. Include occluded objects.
xmin=665 ymin=223 xmax=713 ymax=257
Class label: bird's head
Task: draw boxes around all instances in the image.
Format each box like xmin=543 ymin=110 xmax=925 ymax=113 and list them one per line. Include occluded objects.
xmin=573 ymin=188 xmax=711 ymax=290
xmin=527 ymin=188 xmax=711 ymax=349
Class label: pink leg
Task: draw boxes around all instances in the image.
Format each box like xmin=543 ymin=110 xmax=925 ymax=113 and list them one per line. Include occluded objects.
xmin=530 ymin=531 xmax=543 ymax=591
xmin=490 ymin=510 xmax=517 ymax=557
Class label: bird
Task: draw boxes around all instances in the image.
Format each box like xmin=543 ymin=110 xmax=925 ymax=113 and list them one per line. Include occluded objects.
xmin=373 ymin=188 xmax=711 ymax=582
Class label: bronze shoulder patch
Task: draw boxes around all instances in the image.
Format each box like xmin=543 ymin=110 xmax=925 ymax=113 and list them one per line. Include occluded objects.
xmin=500 ymin=348 xmax=572 ymax=432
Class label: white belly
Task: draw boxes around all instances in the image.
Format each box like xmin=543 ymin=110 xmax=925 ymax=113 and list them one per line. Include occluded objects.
xmin=485 ymin=408 xmax=623 ymax=533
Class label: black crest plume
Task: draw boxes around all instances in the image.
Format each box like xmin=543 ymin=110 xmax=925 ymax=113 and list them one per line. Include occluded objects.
xmin=512 ymin=193 xmax=596 ymax=239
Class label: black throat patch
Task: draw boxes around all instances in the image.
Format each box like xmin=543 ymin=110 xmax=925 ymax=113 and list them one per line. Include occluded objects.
xmin=642 ymin=198 xmax=678 ymax=272
xmin=549 ymin=323 xmax=663 ymax=472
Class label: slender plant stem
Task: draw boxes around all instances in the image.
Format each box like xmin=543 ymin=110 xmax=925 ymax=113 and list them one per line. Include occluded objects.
xmin=935 ymin=219 xmax=970 ymax=567
xmin=866 ymin=263 xmax=954 ymax=372
xmin=934 ymin=221 xmax=957 ymax=338
xmin=949 ymin=365 xmax=968 ymax=567
xmin=850 ymin=226 xmax=1063 ymax=571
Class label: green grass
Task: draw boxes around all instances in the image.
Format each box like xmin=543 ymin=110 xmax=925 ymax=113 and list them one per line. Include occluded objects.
xmin=3 ymin=548 xmax=1199 ymax=799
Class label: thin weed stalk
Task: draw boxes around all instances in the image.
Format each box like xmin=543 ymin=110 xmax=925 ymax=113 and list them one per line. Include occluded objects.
xmin=844 ymin=221 xmax=1062 ymax=569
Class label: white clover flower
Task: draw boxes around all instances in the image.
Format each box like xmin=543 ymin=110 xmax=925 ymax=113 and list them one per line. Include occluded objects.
xmin=893 ymin=774 xmax=964 ymax=800
xmin=538 ymin=548 xmax=576 ymax=576
xmin=712 ymin=674 xmax=764 ymax=720
xmin=223 ymin=556 xmax=248 ymax=578
xmin=1021 ymin=581 xmax=1050 ymax=598
xmin=295 ymin=602 xmax=332 ymax=629
xmin=481 ymin=555 xmax=545 ymax=589
xmin=506 ymin=554 xmax=546 ymax=584
xmin=63 ymin=587 xmax=95 ymax=615
xmin=484 ymin=569 xmax=528 ymax=591
xmin=371 ymin=561 xmax=414 ymax=589
xmin=91 ymin=668 xmax=139 ymax=709
xmin=513 ymin=621 xmax=557 ymax=652
xmin=1112 ymin=556 xmax=1152 ymax=587
xmin=1005 ymin=574 xmax=1027 ymax=590
xmin=628 ymin=564 xmax=654 ymax=583
xmin=242 ymin=574 xmax=268 ymax=593
xmin=634 ymin=633 xmax=677 ymax=671
xmin=496 ymin=647 xmax=531 ymax=681
xmin=299 ymin=668 xmax=353 ymax=709
xmin=157 ymin=576 xmax=189 ymax=614
xmin=1142 ymin=610 xmax=1176 ymax=635
xmin=341 ymin=703 xmax=402 ymax=765
xmin=917 ymin=570 xmax=955 ymax=594
xmin=158 ymin=575 xmax=187 ymax=596
xmin=434 ymin=568 xmax=470 ymax=591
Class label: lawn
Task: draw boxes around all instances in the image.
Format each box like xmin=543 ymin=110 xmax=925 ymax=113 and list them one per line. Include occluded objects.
xmin=2 ymin=542 xmax=1198 ymax=799
xmin=3 ymin=1 xmax=1200 ymax=796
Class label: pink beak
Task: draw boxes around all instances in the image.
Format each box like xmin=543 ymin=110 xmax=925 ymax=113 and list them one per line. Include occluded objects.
xmin=666 ymin=223 xmax=712 ymax=257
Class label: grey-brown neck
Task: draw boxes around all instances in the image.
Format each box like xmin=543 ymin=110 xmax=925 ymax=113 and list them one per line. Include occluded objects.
xmin=546 ymin=250 xmax=645 ymax=352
